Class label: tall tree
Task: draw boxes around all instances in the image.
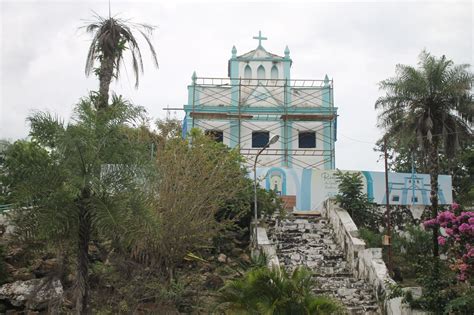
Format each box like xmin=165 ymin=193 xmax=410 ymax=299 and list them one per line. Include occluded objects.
xmin=84 ymin=14 xmax=158 ymax=109
xmin=4 ymin=96 xmax=155 ymax=314
xmin=375 ymin=50 xmax=473 ymax=257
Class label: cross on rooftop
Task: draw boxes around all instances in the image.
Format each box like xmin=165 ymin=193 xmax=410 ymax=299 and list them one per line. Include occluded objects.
xmin=253 ymin=30 xmax=267 ymax=47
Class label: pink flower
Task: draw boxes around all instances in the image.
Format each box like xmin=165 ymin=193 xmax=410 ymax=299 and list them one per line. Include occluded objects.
xmin=457 ymin=273 xmax=466 ymax=281
xmin=445 ymin=228 xmax=454 ymax=236
xmin=438 ymin=211 xmax=456 ymax=227
xmin=438 ymin=236 xmax=447 ymax=246
xmin=423 ymin=218 xmax=437 ymax=228
xmin=451 ymin=202 xmax=460 ymax=211
xmin=459 ymin=263 xmax=469 ymax=272
xmin=468 ymin=248 xmax=474 ymax=257
xmin=468 ymin=217 xmax=474 ymax=225
xmin=459 ymin=223 xmax=470 ymax=234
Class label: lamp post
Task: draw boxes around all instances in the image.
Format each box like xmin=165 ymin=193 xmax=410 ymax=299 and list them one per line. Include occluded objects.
xmin=253 ymin=134 xmax=280 ymax=247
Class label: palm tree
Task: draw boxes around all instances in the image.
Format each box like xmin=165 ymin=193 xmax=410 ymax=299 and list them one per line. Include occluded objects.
xmin=5 ymin=96 xmax=156 ymax=314
xmin=216 ymin=266 xmax=343 ymax=314
xmin=375 ymin=50 xmax=473 ymax=257
xmin=84 ymin=13 xmax=158 ymax=109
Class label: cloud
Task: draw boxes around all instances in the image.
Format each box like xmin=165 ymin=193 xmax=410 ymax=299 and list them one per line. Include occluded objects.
xmin=1 ymin=1 xmax=472 ymax=171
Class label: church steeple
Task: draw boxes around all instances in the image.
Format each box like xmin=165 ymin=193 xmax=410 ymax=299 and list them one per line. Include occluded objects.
xmin=228 ymin=32 xmax=292 ymax=79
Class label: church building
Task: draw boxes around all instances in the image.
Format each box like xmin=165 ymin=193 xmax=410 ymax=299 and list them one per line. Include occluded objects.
xmin=182 ymin=32 xmax=452 ymax=211
xmin=182 ymin=31 xmax=337 ymax=171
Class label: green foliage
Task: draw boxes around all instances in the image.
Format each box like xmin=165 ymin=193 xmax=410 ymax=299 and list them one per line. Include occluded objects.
xmin=385 ymin=281 xmax=405 ymax=300
xmin=0 ymin=140 xmax=52 ymax=206
xmin=391 ymin=225 xmax=432 ymax=281
xmin=408 ymin=260 xmax=458 ymax=314
xmin=84 ymin=13 xmax=159 ymax=108
xmin=444 ymin=288 xmax=474 ymax=314
xmin=0 ymin=244 xmax=9 ymax=285
xmin=216 ymin=266 xmax=343 ymax=314
xmin=335 ymin=170 xmax=381 ymax=230
xmin=2 ymin=95 xmax=156 ymax=313
xmin=375 ymin=50 xmax=473 ymax=262
xmin=127 ymin=128 xmax=255 ymax=275
xmin=217 ymin=177 xmax=285 ymax=232
xmin=375 ymin=50 xmax=473 ymax=158
xmin=4 ymin=96 xmax=154 ymax=244
xmin=359 ymin=228 xmax=382 ymax=248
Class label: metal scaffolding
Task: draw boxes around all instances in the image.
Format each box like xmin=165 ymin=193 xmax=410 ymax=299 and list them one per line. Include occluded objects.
xmin=184 ymin=77 xmax=336 ymax=169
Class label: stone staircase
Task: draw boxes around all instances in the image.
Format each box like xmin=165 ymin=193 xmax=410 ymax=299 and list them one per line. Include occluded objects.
xmin=267 ymin=215 xmax=380 ymax=315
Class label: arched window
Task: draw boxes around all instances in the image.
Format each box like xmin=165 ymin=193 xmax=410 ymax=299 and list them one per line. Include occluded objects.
xmin=244 ymin=65 xmax=252 ymax=79
xmin=257 ymin=65 xmax=266 ymax=79
xmin=271 ymin=65 xmax=279 ymax=79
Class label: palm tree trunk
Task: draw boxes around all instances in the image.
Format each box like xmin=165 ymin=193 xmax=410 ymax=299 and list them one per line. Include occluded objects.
xmin=98 ymin=55 xmax=114 ymax=109
xmin=429 ymin=139 xmax=440 ymax=258
xmin=76 ymin=187 xmax=91 ymax=315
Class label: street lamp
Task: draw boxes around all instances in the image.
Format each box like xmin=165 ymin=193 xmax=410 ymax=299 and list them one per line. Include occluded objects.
xmin=253 ymin=134 xmax=279 ymax=247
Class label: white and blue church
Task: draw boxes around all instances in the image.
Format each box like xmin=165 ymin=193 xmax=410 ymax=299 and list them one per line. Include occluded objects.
xmin=182 ymin=32 xmax=452 ymax=211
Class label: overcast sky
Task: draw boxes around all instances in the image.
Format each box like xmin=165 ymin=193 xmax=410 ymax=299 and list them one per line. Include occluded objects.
xmin=1 ymin=0 xmax=472 ymax=171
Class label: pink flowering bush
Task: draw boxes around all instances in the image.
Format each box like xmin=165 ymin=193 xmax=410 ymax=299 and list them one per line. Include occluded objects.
xmin=423 ymin=203 xmax=474 ymax=281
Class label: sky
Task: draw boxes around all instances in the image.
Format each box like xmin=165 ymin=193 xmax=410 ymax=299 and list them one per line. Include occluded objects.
xmin=0 ymin=0 xmax=472 ymax=171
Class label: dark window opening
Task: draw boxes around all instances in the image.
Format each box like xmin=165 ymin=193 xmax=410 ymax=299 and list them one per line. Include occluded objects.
xmin=299 ymin=131 xmax=316 ymax=148
xmin=205 ymin=130 xmax=223 ymax=142
xmin=252 ymin=131 xmax=270 ymax=148
xmin=411 ymin=196 xmax=418 ymax=202
xmin=392 ymin=195 xmax=400 ymax=202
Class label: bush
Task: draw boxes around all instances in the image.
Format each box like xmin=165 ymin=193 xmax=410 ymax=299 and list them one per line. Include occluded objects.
xmin=359 ymin=228 xmax=383 ymax=248
xmin=216 ymin=266 xmax=343 ymax=314
xmin=335 ymin=170 xmax=382 ymax=230
xmin=0 ymin=244 xmax=8 ymax=285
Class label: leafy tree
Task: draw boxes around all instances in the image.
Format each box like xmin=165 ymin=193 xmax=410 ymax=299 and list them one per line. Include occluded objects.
xmin=216 ymin=266 xmax=343 ymax=314
xmin=128 ymin=129 xmax=250 ymax=279
xmin=84 ymin=14 xmax=158 ymax=108
xmin=3 ymin=96 xmax=154 ymax=314
xmin=156 ymin=117 xmax=182 ymax=142
xmin=375 ymin=50 xmax=473 ymax=258
xmin=335 ymin=170 xmax=381 ymax=230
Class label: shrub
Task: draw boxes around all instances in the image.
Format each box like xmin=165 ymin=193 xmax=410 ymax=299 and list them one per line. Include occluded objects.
xmin=216 ymin=266 xmax=343 ymax=314
xmin=335 ymin=170 xmax=382 ymax=230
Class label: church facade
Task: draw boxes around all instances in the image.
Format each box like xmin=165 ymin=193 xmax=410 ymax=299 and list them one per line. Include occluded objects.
xmin=182 ymin=32 xmax=337 ymax=171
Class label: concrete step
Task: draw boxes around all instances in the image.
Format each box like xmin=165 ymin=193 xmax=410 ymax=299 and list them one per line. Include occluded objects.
xmin=267 ymin=217 xmax=381 ymax=314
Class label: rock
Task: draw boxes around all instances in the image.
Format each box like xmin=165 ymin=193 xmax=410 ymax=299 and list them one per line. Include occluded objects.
xmin=5 ymin=246 xmax=24 ymax=264
xmin=337 ymin=287 xmax=357 ymax=297
xmin=12 ymin=268 xmax=34 ymax=281
xmin=32 ymin=259 xmax=58 ymax=277
xmin=0 ymin=278 xmax=63 ymax=310
xmin=217 ymin=253 xmax=227 ymax=263
xmin=231 ymin=247 xmax=244 ymax=256
xmin=290 ymin=253 xmax=301 ymax=261
xmin=204 ymin=274 xmax=224 ymax=290
xmin=239 ymin=253 xmax=251 ymax=264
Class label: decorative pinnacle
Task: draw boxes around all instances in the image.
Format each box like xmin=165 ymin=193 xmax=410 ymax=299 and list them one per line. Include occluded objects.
xmin=231 ymin=45 xmax=237 ymax=58
xmin=324 ymin=74 xmax=330 ymax=86
xmin=284 ymin=45 xmax=290 ymax=57
xmin=192 ymin=71 xmax=197 ymax=83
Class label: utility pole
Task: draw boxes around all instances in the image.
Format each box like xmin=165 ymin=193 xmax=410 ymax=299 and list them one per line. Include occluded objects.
xmin=383 ymin=137 xmax=393 ymax=275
